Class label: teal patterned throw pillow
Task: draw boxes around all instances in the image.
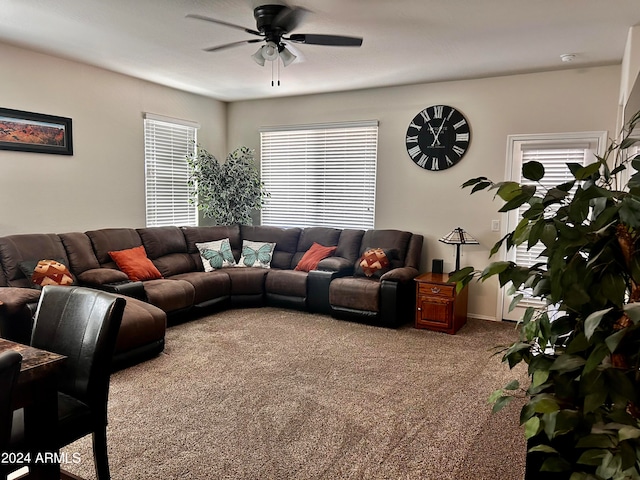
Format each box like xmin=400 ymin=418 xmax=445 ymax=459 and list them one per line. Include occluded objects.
xmin=196 ymin=238 xmax=236 ymax=271
xmin=237 ymin=240 xmax=276 ymax=268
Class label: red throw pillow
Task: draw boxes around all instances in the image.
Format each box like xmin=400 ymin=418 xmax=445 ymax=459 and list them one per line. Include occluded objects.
xmin=108 ymin=245 xmax=162 ymax=281
xmin=294 ymin=242 xmax=337 ymax=272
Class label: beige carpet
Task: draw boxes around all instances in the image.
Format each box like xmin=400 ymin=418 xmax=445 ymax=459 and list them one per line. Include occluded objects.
xmin=62 ymin=307 xmax=527 ymax=480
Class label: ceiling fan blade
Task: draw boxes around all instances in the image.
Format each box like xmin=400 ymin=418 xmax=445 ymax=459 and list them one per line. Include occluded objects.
xmin=272 ymin=6 xmax=309 ymax=33
xmin=186 ymin=14 xmax=262 ymax=36
xmin=204 ymin=38 xmax=262 ymax=52
xmin=287 ymin=34 xmax=363 ymax=47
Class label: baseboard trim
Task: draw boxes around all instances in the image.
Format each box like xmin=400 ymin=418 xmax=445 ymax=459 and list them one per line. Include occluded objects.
xmin=468 ymin=313 xmax=499 ymax=322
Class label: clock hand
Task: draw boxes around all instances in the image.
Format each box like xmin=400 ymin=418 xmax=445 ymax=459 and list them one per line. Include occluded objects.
xmin=433 ymin=120 xmax=446 ymax=146
xmin=428 ymin=124 xmax=441 ymax=146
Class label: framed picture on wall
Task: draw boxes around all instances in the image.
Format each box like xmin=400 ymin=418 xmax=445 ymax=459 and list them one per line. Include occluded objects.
xmin=0 ymin=107 xmax=73 ymax=155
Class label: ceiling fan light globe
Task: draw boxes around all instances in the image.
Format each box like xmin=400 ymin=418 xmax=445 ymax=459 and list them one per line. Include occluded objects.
xmin=280 ymin=46 xmax=297 ymax=67
xmin=251 ymin=47 xmax=265 ymax=66
xmin=262 ymin=41 xmax=279 ymax=61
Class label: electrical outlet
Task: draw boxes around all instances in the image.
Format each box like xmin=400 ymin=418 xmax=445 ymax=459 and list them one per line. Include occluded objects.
xmin=491 ymin=220 xmax=500 ymax=232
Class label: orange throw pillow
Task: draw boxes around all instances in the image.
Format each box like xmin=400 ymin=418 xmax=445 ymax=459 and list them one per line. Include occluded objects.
xmin=294 ymin=242 xmax=337 ymax=272
xmin=108 ymin=245 xmax=162 ymax=281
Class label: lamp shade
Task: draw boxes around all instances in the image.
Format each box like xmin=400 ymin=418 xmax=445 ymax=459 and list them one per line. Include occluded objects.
xmin=438 ymin=227 xmax=479 ymax=245
xmin=438 ymin=227 xmax=479 ymax=272
xmin=251 ymin=47 xmax=266 ymax=66
xmin=279 ymin=46 xmax=297 ymax=67
xmin=262 ymin=41 xmax=279 ymax=61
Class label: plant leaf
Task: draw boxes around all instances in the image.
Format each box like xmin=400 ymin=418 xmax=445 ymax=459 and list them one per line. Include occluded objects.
xmin=522 ymin=161 xmax=545 ymax=181
xmin=584 ymin=308 xmax=613 ymax=340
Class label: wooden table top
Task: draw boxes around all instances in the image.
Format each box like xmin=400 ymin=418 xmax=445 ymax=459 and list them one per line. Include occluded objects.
xmin=0 ymin=337 xmax=65 ymax=384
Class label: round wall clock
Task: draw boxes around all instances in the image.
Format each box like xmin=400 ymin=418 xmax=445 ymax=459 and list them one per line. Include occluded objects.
xmin=405 ymin=105 xmax=471 ymax=171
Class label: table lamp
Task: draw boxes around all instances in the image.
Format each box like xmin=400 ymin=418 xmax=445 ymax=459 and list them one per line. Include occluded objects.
xmin=438 ymin=227 xmax=479 ymax=272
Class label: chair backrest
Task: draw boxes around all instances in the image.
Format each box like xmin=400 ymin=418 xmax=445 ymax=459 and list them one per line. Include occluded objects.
xmin=0 ymin=350 xmax=22 ymax=449
xmin=30 ymin=286 xmax=125 ymax=421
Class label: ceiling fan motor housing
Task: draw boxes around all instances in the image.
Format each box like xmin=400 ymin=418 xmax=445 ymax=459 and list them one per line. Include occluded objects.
xmin=254 ymin=5 xmax=287 ymax=34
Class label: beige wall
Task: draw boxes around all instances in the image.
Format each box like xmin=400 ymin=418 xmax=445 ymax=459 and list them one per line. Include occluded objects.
xmin=228 ymin=66 xmax=621 ymax=320
xmin=0 ymin=42 xmax=227 ymax=235
xmin=0 ymin=38 xmax=622 ymax=321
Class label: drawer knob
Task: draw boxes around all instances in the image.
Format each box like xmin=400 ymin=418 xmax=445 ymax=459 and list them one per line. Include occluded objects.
xmin=417 ymin=307 xmax=422 ymax=311
xmin=431 ymin=287 xmax=441 ymax=294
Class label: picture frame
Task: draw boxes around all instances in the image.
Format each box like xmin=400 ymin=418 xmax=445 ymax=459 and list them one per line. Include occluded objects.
xmin=0 ymin=107 xmax=73 ymax=155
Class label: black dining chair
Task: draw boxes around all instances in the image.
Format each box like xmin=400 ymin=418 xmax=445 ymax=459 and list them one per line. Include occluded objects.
xmin=11 ymin=285 xmax=125 ymax=480
xmin=0 ymin=350 xmax=22 ymax=480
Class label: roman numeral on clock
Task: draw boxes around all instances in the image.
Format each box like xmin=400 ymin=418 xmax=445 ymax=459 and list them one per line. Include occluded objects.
xmin=433 ymin=105 xmax=444 ymax=119
xmin=407 ymin=145 xmax=422 ymax=159
xmin=406 ymin=135 xmax=419 ymax=144
xmin=453 ymin=119 xmax=467 ymax=130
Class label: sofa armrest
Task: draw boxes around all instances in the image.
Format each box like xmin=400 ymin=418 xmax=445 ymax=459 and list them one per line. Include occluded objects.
xmin=77 ymin=268 xmax=129 ymax=285
xmin=307 ymin=270 xmax=342 ymax=314
xmin=0 ymin=287 xmax=41 ymax=315
xmin=77 ymin=268 xmax=146 ymax=301
xmin=380 ymin=267 xmax=419 ymax=283
xmin=99 ymin=281 xmax=146 ymax=301
xmin=316 ymin=256 xmax=354 ymax=275
xmin=0 ymin=287 xmax=40 ymax=343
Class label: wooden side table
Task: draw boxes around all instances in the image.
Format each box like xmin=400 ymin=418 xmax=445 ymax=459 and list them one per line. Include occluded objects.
xmin=414 ymin=272 xmax=468 ymax=334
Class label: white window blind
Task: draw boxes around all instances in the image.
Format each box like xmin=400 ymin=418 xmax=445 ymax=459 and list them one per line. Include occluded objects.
xmin=503 ymin=132 xmax=607 ymax=317
xmin=260 ymin=121 xmax=378 ymax=229
xmin=515 ymin=146 xmax=588 ymax=271
xmin=144 ymin=114 xmax=199 ymax=227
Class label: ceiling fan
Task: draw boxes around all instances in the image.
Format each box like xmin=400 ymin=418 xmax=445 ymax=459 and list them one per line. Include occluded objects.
xmin=186 ymin=4 xmax=363 ymax=68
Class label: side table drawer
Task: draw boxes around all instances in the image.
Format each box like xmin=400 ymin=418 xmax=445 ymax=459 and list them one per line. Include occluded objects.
xmin=418 ymin=283 xmax=455 ymax=298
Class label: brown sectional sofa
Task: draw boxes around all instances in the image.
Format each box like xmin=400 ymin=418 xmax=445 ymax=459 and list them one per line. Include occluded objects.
xmin=0 ymin=224 xmax=423 ymax=368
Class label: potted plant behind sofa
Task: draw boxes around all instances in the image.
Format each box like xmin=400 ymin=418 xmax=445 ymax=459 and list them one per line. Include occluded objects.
xmin=187 ymin=145 xmax=268 ymax=225
xmin=450 ymin=111 xmax=640 ymax=479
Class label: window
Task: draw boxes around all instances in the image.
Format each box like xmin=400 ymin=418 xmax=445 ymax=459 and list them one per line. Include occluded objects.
xmin=502 ymin=132 xmax=607 ymax=320
xmin=260 ymin=121 xmax=378 ymax=229
xmin=144 ymin=113 xmax=199 ymax=227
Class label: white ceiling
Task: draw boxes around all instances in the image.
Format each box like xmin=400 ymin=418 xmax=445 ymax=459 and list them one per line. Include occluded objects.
xmin=1 ymin=0 xmax=640 ymax=102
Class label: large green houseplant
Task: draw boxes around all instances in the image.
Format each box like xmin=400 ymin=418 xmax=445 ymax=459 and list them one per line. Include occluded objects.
xmin=450 ymin=111 xmax=640 ymax=479
xmin=186 ymin=145 xmax=268 ymax=225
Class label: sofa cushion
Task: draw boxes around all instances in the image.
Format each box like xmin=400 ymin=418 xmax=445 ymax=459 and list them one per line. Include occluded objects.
xmin=138 ymin=226 xmax=188 ymax=259
xmin=77 ymin=268 xmax=129 ymax=285
xmin=109 ymin=246 xmax=163 ymax=282
xmin=237 ymin=240 xmax=275 ymax=268
xmin=142 ymin=279 xmax=195 ymax=312
xmin=59 ymin=232 xmax=101 ymax=274
xmin=294 ymin=243 xmax=337 ymax=272
xmin=359 ymin=230 xmax=412 ymax=268
xmin=86 ymin=228 xmax=143 ymax=266
xmin=20 ymin=259 xmax=75 ymax=289
xmin=329 ymin=276 xmax=380 ymax=312
xmin=0 ymin=234 xmax=70 ymax=288
xmin=240 ymin=225 xmax=301 ymax=269
xmin=225 ymin=268 xmax=268 ymax=296
xmin=265 ymin=270 xmax=308 ymax=298
xmin=169 ymin=271 xmax=231 ymax=305
xmin=196 ymin=239 xmax=236 ymax=271
xmin=292 ymin=228 xmax=341 ymax=266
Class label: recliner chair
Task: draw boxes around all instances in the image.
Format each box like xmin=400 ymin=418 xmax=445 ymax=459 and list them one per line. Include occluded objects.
xmin=328 ymin=229 xmax=423 ymax=328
